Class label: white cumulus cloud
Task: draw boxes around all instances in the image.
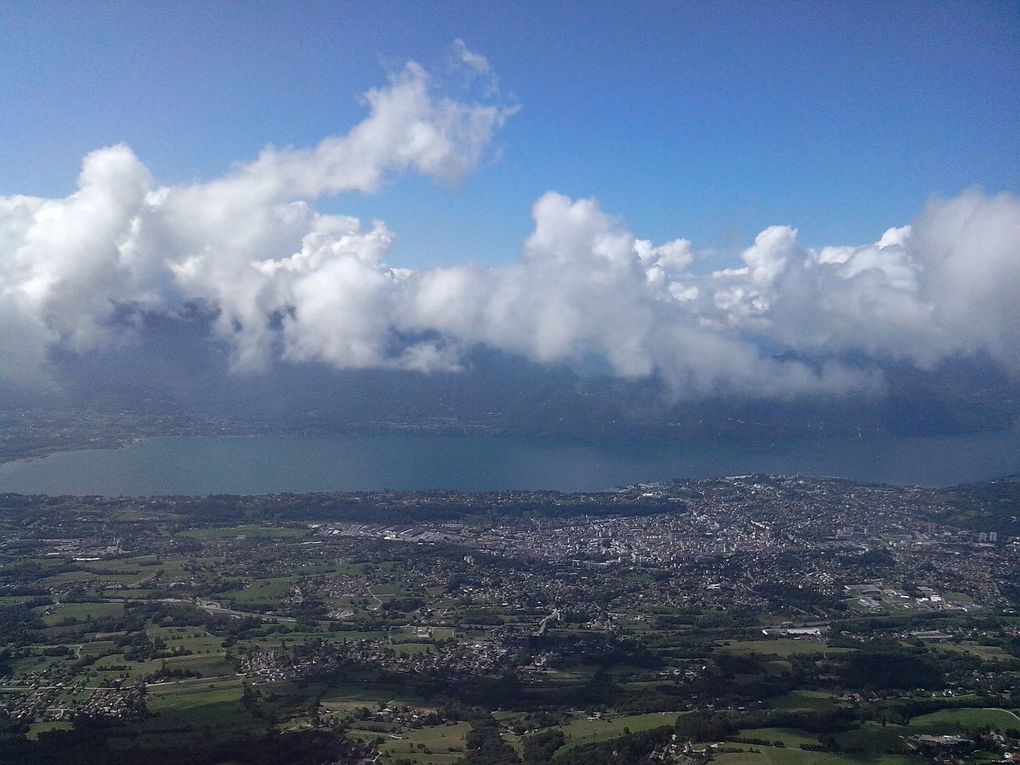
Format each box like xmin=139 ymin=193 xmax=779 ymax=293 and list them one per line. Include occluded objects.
xmin=1 ymin=45 xmax=1018 ymax=400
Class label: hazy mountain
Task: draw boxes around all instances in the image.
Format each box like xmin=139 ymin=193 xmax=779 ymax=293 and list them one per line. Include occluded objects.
xmin=4 ymin=310 xmax=1016 ymax=447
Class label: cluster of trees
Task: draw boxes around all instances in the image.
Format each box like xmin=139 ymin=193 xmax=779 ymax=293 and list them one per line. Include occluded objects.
xmin=931 ymin=475 xmax=1020 ymax=536
xmin=0 ymin=603 xmax=45 ymax=646
xmin=753 ymin=582 xmax=848 ymax=613
xmin=838 ymin=644 xmax=943 ymax=690
xmin=144 ymin=664 xmax=200 ymax=682
xmin=521 ymin=730 xmax=566 ymax=764
xmin=0 ymin=725 xmax=354 ymax=765
xmin=461 ymin=717 xmax=522 ymax=764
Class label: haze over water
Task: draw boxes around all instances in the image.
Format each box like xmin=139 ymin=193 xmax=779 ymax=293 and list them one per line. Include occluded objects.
xmin=1 ymin=431 xmax=1018 ymax=496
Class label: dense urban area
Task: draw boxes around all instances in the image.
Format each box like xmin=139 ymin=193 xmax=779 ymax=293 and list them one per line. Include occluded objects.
xmin=1 ymin=475 xmax=1019 ymax=764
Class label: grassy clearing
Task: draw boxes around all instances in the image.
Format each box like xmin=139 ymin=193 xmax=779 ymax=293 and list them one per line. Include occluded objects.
xmin=79 ymin=640 xmax=117 ymax=657
xmin=39 ymin=571 xmax=94 ymax=586
xmin=832 ymin=722 xmax=911 ymax=754
xmin=320 ymin=685 xmax=428 ymax=711
xmin=19 ymin=558 xmax=66 ymax=572
xmin=76 ymin=559 xmax=145 ymax=573
xmin=767 ymin=691 xmax=840 ymax=711
xmin=716 ymin=745 xmax=921 ymax=765
xmin=321 ymin=700 xmax=385 ymax=717
xmin=39 ymin=601 xmax=124 ymax=626
xmin=942 ymin=592 xmax=975 ymax=604
xmin=184 ymin=525 xmax=309 ymax=541
xmin=147 ymin=682 xmax=240 ymax=704
xmin=910 ymin=707 xmax=1020 ymax=731
xmin=91 ymin=653 xmax=166 ymax=681
xmin=226 ymin=578 xmax=294 ymax=604
xmin=146 ymin=678 xmax=244 ymax=711
xmin=556 ymin=711 xmax=679 ymax=752
xmin=134 ymin=679 xmax=262 ymax=746
xmin=930 ymin=643 xmax=1014 ymax=661
xmin=374 ymin=753 xmax=457 ymax=765
xmin=738 ymin=728 xmax=820 ymax=747
xmin=26 ymin=720 xmax=73 ymax=740
xmin=378 ymin=721 xmax=471 ymax=762
xmin=324 ymin=630 xmax=388 ymax=642
xmin=148 ymin=625 xmax=223 ymax=653
xmin=764 ymin=659 xmax=794 ymax=675
xmin=11 ymin=654 xmax=65 ymax=675
xmin=162 ymin=653 xmax=235 ymax=677
xmin=347 ymin=718 xmax=465 ymax=763
xmin=718 ymin=640 xmax=852 ymax=657
xmin=0 ymin=595 xmax=42 ymax=605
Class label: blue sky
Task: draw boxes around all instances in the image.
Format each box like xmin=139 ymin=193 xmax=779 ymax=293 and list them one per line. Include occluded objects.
xmin=2 ymin=0 xmax=1018 ymax=269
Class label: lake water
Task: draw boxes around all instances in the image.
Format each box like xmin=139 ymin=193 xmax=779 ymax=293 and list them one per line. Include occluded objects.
xmin=1 ymin=430 xmax=1018 ymax=495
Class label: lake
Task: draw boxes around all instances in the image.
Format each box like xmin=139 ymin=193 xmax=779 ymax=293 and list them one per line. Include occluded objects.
xmin=0 ymin=430 xmax=1018 ymax=496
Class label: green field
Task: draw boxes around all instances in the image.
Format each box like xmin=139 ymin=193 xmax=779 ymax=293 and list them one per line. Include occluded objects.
xmin=719 ymin=640 xmax=853 ymax=657
xmin=184 ymin=525 xmax=310 ymax=540
xmin=374 ymin=721 xmax=471 ymax=763
xmin=767 ymin=691 xmax=839 ymax=710
xmin=133 ymin=679 xmax=263 ymax=745
xmin=931 ymin=643 xmax=1015 ymax=661
xmin=226 ymin=577 xmax=295 ymax=604
xmin=39 ymin=601 xmax=124 ymax=626
xmin=78 ymin=639 xmax=118 ymax=657
xmin=148 ymin=625 xmax=224 ymax=653
xmin=161 ymin=653 xmax=235 ymax=677
xmin=320 ymin=685 xmax=432 ymax=712
xmin=25 ymin=721 xmax=74 ymax=740
xmin=910 ymin=707 xmax=1020 ymax=731
xmin=554 ymin=711 xmax=680 ymax=752
xmin=147 ymin=679 xmax=243 ymax=707
xmin=832 ymin=722 xmax=912 ymax=754
xmin=738 ymin=727 xmax=821 ymax=747
xmin=716 ymin=745 xmax=921 ymax=765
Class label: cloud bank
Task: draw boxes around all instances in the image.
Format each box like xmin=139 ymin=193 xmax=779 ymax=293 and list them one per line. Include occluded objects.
xmin=2 ymin=46 xmax=1019 ymax=399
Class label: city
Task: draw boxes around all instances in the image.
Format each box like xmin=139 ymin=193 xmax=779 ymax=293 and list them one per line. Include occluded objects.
xmin=1 ymin=476 xmax=1018 ymax=763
